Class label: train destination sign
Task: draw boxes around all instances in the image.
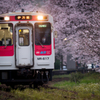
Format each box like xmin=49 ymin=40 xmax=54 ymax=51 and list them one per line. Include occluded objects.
xmin=15 ymin=15 xmax=32 ymax=20
xmin=38 ymin=25 xmax=47 ymax=28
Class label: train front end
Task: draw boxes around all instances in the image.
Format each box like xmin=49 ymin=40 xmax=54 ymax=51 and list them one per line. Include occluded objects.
xmin=0 ymin=11 xmax=55 ymax=86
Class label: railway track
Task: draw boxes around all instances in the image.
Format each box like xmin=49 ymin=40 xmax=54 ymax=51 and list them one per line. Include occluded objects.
xmin=53 ymin=69 xmax=92 ymax=75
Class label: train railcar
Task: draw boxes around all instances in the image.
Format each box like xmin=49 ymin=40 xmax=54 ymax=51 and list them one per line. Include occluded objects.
xmin=0 ymin=10 xmax=55 ymax=87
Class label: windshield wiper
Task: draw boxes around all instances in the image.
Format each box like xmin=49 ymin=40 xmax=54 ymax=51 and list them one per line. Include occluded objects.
xmin=36 ymin=38 xmax=45 ymax=48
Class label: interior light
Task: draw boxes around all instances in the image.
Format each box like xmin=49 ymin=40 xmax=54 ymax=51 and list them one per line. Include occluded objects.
xmin=10 ymin=32 xmax=13 ymax=35
xmin=4 ymin=16 xmax=10 ymax=21
xmin=37 ymin=16 xmax=43 ymax=20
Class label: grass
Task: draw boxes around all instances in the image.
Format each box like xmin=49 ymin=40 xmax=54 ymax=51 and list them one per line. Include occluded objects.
xmin=51 ymin=72 xmax=100 ymax=100
xmin=11 ymin=83 xmax=100 ymax=100
xmin=80 ymin=72 xmax=100 ymax=83
xmin=52 ymin=74 xmax=71 ymax=78
xmin=53 ymin=81 xmax=78 ymax=89
xmin=1 ymin=71 xmax=100 ymax=100
xmin=12 ymin=88 xmax=70 ymax=100
xmin=53 ymin=72 xmax=100 ymax=88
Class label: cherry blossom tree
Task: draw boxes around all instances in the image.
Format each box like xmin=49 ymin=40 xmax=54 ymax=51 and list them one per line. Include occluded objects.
xmin=65 ymin=10 xmax=100 ymax=65
xmin=38 ymin=0 xmax=100 ymax=67
xmin=0 ymin=0 xmax=35 ymax=14
xmin=1 ymin=0 xmax=100 ymax=68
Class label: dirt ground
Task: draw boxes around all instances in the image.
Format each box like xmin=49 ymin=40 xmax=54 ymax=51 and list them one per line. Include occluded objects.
xmin=47 ymin=77 xmax=69 ymax=86
xmin=0 ymin=77 xmax=69 ymax=100
xmin=52 ymin=77 xmax=69 ymax=82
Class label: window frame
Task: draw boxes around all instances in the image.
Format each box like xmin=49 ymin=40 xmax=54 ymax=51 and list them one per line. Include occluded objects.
xmin=18 ymin=29 xmax=30 ymax=46
xmin=0 ymin=23 xmax=13 ymax=46
xmin=35 ymin=22 xmax=51 ymax=45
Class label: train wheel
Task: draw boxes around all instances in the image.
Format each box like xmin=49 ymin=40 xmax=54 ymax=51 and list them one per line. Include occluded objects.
xmin=29 ymin=84 xmax=34 ymax=88
xmin=10 ymin=84 xmax=15 ymax=89
xmin=34 ymin=82 xmax=38 ymax=88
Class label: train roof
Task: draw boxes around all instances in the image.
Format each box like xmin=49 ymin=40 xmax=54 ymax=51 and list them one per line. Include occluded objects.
xmin=0 ymin=11 xmax=52 ymax=18
xmin=0 ymin=10 xmax=53 ymax=24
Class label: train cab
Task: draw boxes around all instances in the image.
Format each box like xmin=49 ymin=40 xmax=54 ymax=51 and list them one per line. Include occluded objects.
xmin=0 ymin=10 xmax=55 ymax=87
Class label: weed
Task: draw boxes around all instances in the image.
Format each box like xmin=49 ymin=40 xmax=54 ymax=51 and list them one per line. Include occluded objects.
xmin=70 ymin=72 xmax=84 ymax=83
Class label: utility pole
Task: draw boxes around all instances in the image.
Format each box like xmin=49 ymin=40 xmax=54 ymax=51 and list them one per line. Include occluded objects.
xmin=60 ymin=55 xmax=63 ymax=70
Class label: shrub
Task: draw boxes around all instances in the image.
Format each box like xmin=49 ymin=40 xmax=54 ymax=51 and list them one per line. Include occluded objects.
xmin=55 ymin=59 xmax=60 ymax=69
xmin=70 ymin=72 xmax=84 ymax=83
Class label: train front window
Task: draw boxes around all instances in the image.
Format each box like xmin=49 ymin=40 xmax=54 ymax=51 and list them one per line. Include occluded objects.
xmin=35 ymin=23 xmax=51 ymax=45
xmin=18 ymin=29 xmax=29 ymax=46
xmin=0 ymin=23 xmax=13 ymax=46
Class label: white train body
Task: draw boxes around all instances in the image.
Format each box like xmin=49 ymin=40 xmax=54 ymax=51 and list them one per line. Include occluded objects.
xmin=0 ymin=10 xmax=55 ymax=85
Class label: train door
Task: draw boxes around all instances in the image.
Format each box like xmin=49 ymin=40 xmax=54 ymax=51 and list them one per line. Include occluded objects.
xmin=16 ymin=26 xmax=33 ymax=67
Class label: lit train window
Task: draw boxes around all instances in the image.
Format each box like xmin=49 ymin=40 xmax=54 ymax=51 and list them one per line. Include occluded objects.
xmin=18 ymin=29 xmax=29 ymax=46
xmin=0 ymin=23 xmax=13 ymax=46
xmin=35 ymin=23 xmax=51 ymax=45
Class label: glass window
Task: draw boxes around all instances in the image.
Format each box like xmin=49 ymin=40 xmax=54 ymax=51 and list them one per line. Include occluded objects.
xmin=0 ymin=23 xmax=13 ymax=46
xmin=19 ymin=29 xmax=29 ymax=46
xmin=35 ymin=23 xmax=51 ymax=45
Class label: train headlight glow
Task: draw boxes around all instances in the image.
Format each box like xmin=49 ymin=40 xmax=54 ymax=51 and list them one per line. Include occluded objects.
xmin=4 ymin=16 xmax=10 ymax=21
xmin=37 ymin=16 xmax=43 ymax=20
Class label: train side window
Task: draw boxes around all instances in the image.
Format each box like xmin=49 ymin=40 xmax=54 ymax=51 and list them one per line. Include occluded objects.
xmin=18 ymin=29 xmax=29 ymax=46
xmin=0 ymin=23 xmax=13 ymax=46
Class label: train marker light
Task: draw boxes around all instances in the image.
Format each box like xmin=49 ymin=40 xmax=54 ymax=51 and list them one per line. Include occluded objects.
xmin=37 ymin=16 xmax=43 ymax=20
xmin=4 ymin=16 xmax=10 ymax=21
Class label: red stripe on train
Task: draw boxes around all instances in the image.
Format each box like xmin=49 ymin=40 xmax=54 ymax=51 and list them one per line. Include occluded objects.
xmin=0 ymin=45 xmax=14 ymax=56
xmin=54 ymin=38 xmax=55 ymax=49
xmin=10 ymin=16 xmax=43 ymax=21
xmin=35 ymin=45 xmax=52 ymax=56
xmin=10 ymin=16 xmax=38 ymax=21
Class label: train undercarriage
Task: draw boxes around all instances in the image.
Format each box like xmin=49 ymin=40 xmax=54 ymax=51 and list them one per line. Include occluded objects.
xmin=0 ymin=69 xmax=53 ymax=88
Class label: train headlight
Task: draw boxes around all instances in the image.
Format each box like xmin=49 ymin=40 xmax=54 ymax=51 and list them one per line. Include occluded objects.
xmin=37 ymin=16 xmax=43 ymax=20
xmin=4 ymin=16 xmax=10 ymax=21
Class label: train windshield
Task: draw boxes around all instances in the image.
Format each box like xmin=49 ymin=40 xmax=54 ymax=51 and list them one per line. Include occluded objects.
xmin=0 ymin=23 xmax=13 ymax=46
xmin=35 ymin=23 xmax=51 ymax=45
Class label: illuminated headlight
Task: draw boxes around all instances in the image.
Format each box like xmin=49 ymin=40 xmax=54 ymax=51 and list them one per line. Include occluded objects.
xmin=4 ymin=16 xmax=10 ymax=21
xmin=37 ymin=16 xmax=43 ymax=20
